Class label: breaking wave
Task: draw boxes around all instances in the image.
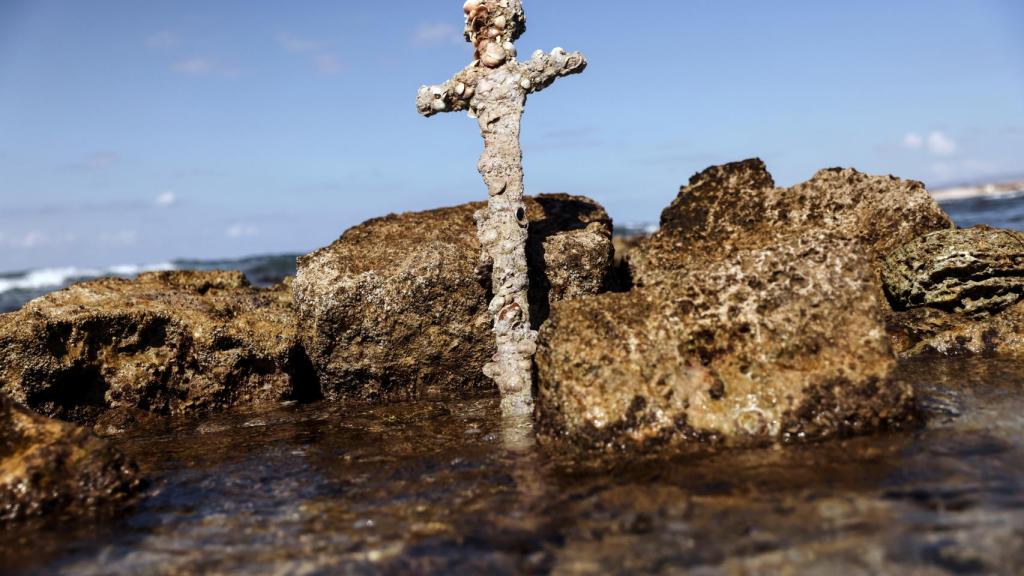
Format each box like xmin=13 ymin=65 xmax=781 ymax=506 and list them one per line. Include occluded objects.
xmin=0 ymin=254 xmax=300 ymax=313
xmin=0 ymin=263 xmax=177 ymax=294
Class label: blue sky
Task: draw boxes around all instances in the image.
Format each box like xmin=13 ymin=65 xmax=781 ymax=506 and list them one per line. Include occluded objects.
xmin=0 ymin=0 xmax=1022 ymax=271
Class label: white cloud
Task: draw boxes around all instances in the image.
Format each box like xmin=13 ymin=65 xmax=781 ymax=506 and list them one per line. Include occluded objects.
xmin=903 ymin=130 xmax=958 ymax=157
xmin=926 ymin=131 xmax=957 ymax=156
xmin=276 ymin=33 xmax=321 ymax=54
xmin=99 ymin=230 xmax=138 ymax=246
xmin=413 ymin=22 xmax=461 ymax=46
xmin=313 ymin=54 xmax=343 ymax=76
xmin=171 ymin=57 xmax=241 ymax=77
xmin=172 ymin=57 xmax=213 ymax=75
xmin=226 ymin=224 xmax=259 ymax=239
xmin=155 ymin=192 xmax=176 ymax=208
xmin=0 ymin=231 xmax=77 ymax=250
xmin=146 ymin=31 xmax=179 ymax=50
xmin=902 ymin=132 xmax=924 ymax=150
xmin=84 ymin=152 xmax=118 ymax=170
xmin=13 ymin=231 xmax=47 ymax=248
xmin=277 ymin=32 xmax=343 ymax=76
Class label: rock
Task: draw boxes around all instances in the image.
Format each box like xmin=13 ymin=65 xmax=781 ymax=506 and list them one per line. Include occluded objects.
xmin=881 ymin=226 xmax=1024 ymax=358
xmin=628 ymin=159 xmax=953 ymax=285
xmin=885 ymin=300 xmax=1024 ymax=358
xmin=293 ymin=194 xmax=614 ymax=402
xmin=0 ymin=271 xmax=316 ymax=426
xmin=536 ymin=231 xmax=916 ymax=451
xmin=535 ymin=160 xmax=943 ymax=451
xmin=0 ymin=394 xmax=142 ymax=523
xmin=882 ymin=226 xmax=1024 ymax=318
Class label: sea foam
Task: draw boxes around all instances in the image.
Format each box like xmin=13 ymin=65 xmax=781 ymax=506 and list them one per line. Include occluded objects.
xmin=0 ymin=262 xmax=176 ymax=295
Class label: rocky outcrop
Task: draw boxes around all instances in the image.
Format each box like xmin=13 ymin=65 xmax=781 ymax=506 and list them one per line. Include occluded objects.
xmin=882 ymin=226 xmax=1024 ymax=357
xmin=536 ymin=231 xmax=915 ymax=451
xmin=0 ymin=271 xmax=315 ymax=427
xmin=0 ymin=394 xmax=142 ymax=523
xmin=885 ymin=304 xmax=1024 ymax=357
xmin=293 ymin=194 xmax=614 ymax=402
xmin=882 ymin=226 xmax=1024 ymax=317
xmin=628 ymin=159 xmax=953 ymax=285
xmin=535 ymin=160 xmax=944 ymax=451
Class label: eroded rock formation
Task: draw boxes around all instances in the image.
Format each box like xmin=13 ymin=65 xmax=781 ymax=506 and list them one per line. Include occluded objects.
xmin=0 ymin=394 xmax=141 ymax=523
xmin=883 ymin=226 xmax=1024 ymax=357
xmin=628 ymin=159 xmax=953 ymax=285
xmin=883 ymin=226 xmax=1024 ymax=317
xmin=294 ymin=194 xmax=613 ymax=403
xmin=884 ymin=304 xmax=1024 ymax=357
xmin=537 ymin=231 xmax=915 ymax=451
xmin=0 ymin=271 xmax=314 ymax=428
xmin=536 ymin=160 xmax=946 ymax=451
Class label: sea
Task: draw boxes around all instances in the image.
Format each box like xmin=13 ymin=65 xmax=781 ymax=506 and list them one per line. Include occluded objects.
xmin=2 ymin=186 xmax=1022 ymax=314
xmin=0 ymin=254 xmax=300 ymax=313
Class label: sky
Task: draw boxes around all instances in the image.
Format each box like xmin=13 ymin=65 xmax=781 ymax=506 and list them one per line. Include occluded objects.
xmin=0 ymin=0 xmax=1022 ymax=271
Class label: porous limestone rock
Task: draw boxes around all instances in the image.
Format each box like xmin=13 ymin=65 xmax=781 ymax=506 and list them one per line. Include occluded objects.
xmin=880 ymin=226 xmax=1024 ymax=357
xmin=293 ymin=194 xmax=613 ymax=403
xmin=882 ymin=226 xmax=1024 ymax=318
xmin=628 ymin=159 xmax=954 ymax=285
xmin=535 ymin=159 xmax=946 ymax=452
xmin=536 ymin=231 xmax=916 ymax=451
xmin=885 ymin=304 xmax=1024 ymax=358
xmin=0 ymin=271 xmax=315 ymax=427
xmin=0 ymin=394 xmax=141 ymax=523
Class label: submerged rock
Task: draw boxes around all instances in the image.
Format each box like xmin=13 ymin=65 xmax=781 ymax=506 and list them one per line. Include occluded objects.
xmin=882 ymin=226 xmax=1024 ymax=318
xmin=0 ymin=394 xmax=141 ymax=523
xmin=628 ymin=159 xmax=953 ymax=285
xmin=0 ymin=271 xmax=315 ymax=426
xmin=536 ymin=231 xmax=916 ymax=451
xmin=294 ymin=194 xmax=614 ymax=402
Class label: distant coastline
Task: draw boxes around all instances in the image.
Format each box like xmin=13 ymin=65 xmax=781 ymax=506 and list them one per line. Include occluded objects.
xmin=930 ymin=179 xmax=1024 ymax=202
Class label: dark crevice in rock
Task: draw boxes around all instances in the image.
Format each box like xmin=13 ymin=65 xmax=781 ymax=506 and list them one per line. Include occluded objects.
xmin=286 ymin=345 xmax=323 ymax=404
xmin=26 ymin=364 xmax=111 ymax=425
xmin=0 ymin=272 xmax=302 ymax=427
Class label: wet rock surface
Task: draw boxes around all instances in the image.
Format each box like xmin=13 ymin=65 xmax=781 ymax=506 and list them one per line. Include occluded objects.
xmin=0 ymin=395 xmax=141 ymax=524
xmin=3 ymin=357 xmax=1024 ymax=575
xmin=536 ymin=231 xmax=915 ymax=451
xmin=886 ymin=302 xmax=1024 ymax=358
xmin=0 ymin=271 xmax=315 ymax=427
xmin=883 ymin=225 xmax=1024 ymax=317
xmin=293 ymin=194 xmax=613 ymax=403
xmin=628 ymin=159 xmax=953 ymax=285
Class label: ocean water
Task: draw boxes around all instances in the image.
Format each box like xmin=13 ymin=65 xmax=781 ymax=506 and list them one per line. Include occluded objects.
xmin=6 ymin=357 xmax=1024 ymax=574
xmin=0 ymin=190 xmax=1021 ymax=314
xmin=939 ymin=189 xmax=1024 ymax=229
xmin=0 ymin=254 xmax=300 ymax=313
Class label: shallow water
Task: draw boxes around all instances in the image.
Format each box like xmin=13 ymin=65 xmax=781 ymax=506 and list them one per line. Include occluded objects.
xmin=3 ymin=357 xmax=1024 ymax=575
